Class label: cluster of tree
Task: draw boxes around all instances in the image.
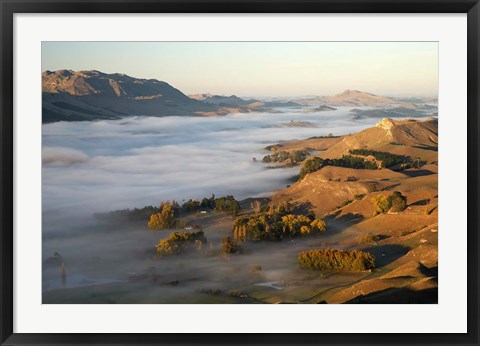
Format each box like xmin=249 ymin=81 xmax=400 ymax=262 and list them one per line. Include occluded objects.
xmin=297 ymin=248 xmax=376 ymax=271
xmin=147 ymin=202 xmax=178 ymax=230
xmin=233 ymin=202 xmax=326 ymax=241
xmin=155 ymin=230 xmax=207 ymax=257
xmin=262 ymin=150 xmax=309 ymax=165
xmin=299 ymin=155 xmax=378 ymax=180
xmin=94 ymin=206 xmax=162 ymax=222
xmin=307 ymin=133 xmax=339 ymax=139
xmin=371 ymin=191 xmax=407 ymax=216
xmin=147 ymin=195 xmax=240 ymax=230
xmin=182 ymin=195 xmax=214 ymax=212
xmin=182 ymin=195 xmax=239 ymax=215
xmin=214 ymin=195 xmax=240 ymax=216
xmin=349 ymin=149 xmax=425 ymax=170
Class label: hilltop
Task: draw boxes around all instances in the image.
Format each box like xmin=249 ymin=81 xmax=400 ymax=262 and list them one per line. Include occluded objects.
xmin=325 ymin=90 xmax=396 ymax=106
xmin=299 ymin=90 xmax=397 ymax=107
xmin=316 ymin=117 xmax=438 ymax=162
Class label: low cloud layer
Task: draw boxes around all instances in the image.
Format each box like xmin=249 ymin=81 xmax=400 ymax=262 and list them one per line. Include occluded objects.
xmin=42 ymin=108 xmax=377 ymax=216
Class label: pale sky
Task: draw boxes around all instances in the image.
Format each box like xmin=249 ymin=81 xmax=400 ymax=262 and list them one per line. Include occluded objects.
xmin=42 ymin=42 xmax=438 ymax=98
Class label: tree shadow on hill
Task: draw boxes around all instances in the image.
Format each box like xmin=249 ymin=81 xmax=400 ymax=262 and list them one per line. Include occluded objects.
xmin=409 ymin=198 xmax=431 ymax=206
xmin=363 ymin=244 xmax=410 ymax=267
xmin=402 ymin=169 xmax=435 ymax=178
xmin=323 ymin=211 xmax=365 ymax=235
xmin=292 ymin=202 xmax=314 ymax=215
xmin=382 ymin=183 xmax=401 ymax=191
xmin=411 ymin=145 xmax=438 ymax=152
xmin=343 ymin=286 xmax=438 ymax=304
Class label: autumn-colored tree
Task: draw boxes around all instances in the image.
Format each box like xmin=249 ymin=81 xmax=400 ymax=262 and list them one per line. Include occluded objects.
xmin=281 ymin=214 xmax=311 ymax=236
xmin=371 ymin=194 xmax=391 ymax=216
xmin=148 ymin=202 xmax=176 ymax=230
xmin=358 ymin=232 xmax=381 ymax=244
xmin=310 ymin=219 xmax=327 ymax=233
xmin=371 ymin=191 xmax=407 ymax=215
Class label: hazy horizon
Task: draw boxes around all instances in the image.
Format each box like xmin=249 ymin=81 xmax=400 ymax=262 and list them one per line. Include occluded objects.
xmin=42 ymin=42 xmax=438 ymax=98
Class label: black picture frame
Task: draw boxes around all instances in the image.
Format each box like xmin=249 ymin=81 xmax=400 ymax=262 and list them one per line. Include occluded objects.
xmin=1 ymin=1 xmax=479 ymax=345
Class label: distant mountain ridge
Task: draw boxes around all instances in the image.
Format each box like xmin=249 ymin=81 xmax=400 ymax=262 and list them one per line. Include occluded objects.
xmin=42 ymin=70 xmax=215 ymax=123
xmin=188 ymin=93 xmax=302 ymax=109
xmin=42 ymin=70 xmax=435 ymax=123
xmin=189 ymin=94 xmax=257 ymax=107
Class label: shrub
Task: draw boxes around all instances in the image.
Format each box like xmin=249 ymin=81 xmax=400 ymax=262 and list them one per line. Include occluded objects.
xmin=359 ymin=232 xmax=381 ymax=244
xmin=251 ymin=265 xmax=262 ymax=273
xmin=228 ymin=290 xmax=246 ymax=297
xmin=297 ymin=248 xmax=376 ymax=271
xmin=221 ymin=237 xmax=241 ymax=254
xmin=338 ymin=199 xmax=353 ymax=208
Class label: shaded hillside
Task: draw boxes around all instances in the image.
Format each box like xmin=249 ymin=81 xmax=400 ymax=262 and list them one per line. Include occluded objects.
xmin=42 ymin=70 xmax=216 ymax=123
xmin=189 ymin=94 xmax=258 ymax=107
xmin=191 ymin=94 xmax=301 ymax=109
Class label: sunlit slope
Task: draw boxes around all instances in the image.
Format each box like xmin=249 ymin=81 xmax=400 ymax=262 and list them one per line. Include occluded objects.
xmin=316 ymin=117 xmax=438 ymax=161
xmin=271 ymin=118 xmax=438 ymax=218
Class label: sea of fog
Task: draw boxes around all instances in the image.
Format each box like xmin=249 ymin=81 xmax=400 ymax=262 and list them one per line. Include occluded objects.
xmin=42 ymin=107 xmax=389 ymax=216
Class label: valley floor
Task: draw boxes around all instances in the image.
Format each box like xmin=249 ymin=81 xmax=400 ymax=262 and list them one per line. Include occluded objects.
xmin=43 ymin=204 xmax=437 ymax=304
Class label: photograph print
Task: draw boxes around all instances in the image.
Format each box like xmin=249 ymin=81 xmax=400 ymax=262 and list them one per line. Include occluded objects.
xmin=42 ymin=42 xmax=438 ymax=304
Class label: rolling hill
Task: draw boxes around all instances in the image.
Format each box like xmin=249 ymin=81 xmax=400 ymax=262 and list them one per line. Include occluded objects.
xmin=270 ymin=117 xmax=438 ymax=217
xmin=267 ymin=117 xmax=438 ymax=303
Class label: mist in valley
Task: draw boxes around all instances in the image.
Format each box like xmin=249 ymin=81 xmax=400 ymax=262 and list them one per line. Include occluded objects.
xmin=42 ymin=107 xmax=432 ymax=303
xmin=42 ymin=108 xmax=378 ymax=214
